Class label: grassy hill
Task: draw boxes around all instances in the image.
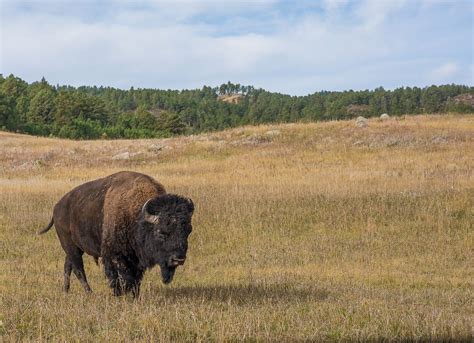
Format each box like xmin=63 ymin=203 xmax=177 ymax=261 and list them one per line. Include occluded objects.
xmin=0 ymin=114 xmax=473 ymax=341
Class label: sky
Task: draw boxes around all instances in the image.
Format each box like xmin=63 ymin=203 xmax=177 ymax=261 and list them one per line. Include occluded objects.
xmin=0 ymin=0 xmax=473 ymax=95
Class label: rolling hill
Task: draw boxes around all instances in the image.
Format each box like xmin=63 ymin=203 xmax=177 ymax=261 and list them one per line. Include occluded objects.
xmin=0 ymin=114 xmax=473 ymax=341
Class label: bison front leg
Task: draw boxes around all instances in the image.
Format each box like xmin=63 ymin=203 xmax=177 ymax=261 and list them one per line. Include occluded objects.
xmin=103 ymin=257 xmax=121 ymax=296
xmin=116 ymin=258 xmax=144 ymax=298
xmin=129 ymin=268 xmax=144 ymax=298
xmin=103 ymin=256 xmax=143 ymax=298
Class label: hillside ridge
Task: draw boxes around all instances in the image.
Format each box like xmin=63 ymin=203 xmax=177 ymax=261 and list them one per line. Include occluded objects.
xmin=1 ymin=113 xmax=472 ymax=177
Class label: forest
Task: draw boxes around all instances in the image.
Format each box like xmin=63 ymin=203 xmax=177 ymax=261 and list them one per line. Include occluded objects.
xmin=0 ymin=74 xmax=472 ymax=139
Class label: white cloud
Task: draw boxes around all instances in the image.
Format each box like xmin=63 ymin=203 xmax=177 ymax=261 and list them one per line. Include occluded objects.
xmin=323 ymin=0 xmax=349 ymax=12
xmin=0 ymin=0 xmax=472 ymax=94
xmin=429 ymin=62 xmax=460 ymax=83
xmin=354 ymin=0 xmax=407 ymax=30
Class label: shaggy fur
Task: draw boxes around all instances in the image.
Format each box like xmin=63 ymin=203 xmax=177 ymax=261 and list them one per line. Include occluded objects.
xmin=39 ymin=171 xmax=194 ymax=297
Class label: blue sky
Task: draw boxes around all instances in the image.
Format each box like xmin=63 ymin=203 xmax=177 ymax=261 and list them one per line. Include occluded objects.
xmin=1 ymin=0 xmax=472 ymax=95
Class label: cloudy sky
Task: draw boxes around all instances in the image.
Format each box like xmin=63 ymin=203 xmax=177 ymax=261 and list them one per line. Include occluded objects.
xmin=0 ymin=0 xmax=472 ymax=95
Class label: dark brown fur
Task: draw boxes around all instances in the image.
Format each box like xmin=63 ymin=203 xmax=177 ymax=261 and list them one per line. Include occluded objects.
xmin=40 ymin=171 xmax=194 ymax=297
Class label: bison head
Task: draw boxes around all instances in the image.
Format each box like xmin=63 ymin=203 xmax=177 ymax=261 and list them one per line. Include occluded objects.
xmin=137 ymin=194 xmax=194 ymax=284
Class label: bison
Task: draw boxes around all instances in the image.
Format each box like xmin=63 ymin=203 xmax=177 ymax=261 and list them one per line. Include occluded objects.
xmin=39 ymin=171 xmax=194 ymax=297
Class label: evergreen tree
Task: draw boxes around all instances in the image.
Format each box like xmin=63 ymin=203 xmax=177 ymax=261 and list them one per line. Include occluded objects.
xmin=0 ymin=92 xmax=13 ymax=129
xmin=0 ymin=74 xmax=471 ymax=139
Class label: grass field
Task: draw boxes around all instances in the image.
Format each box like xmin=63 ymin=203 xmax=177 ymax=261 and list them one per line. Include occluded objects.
xmin=0 ymin=114 xmax=473 ymax=341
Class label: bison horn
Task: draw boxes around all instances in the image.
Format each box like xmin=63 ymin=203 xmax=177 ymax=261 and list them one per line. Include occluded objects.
xmin=142 ymin=199 xmax=160 ymax=224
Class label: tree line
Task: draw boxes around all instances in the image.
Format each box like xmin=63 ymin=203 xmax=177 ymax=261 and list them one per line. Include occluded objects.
xmin=0 ymin=74 xmax=472 ymax=139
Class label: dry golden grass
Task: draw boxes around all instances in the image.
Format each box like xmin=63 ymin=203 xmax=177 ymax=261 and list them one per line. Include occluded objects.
xmin=0 ymin=114 xmax=473 ymax=341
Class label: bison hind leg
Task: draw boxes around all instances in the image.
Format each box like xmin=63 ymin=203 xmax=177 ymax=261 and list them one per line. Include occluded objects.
xmin=63 ymin=257 xmax=72 ymax=292
xmin=56 ymin=227 xmax=92 ymax=294
xmin=68 ymin=251 xmax=92 ymax=293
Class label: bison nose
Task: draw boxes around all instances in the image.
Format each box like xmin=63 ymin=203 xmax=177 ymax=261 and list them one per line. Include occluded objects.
xmin=169 ymin=255 xmax=186 ymax=267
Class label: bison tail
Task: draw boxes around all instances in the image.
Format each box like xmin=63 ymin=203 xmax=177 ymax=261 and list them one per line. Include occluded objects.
xmin=38 ymin=218 xmax=54 ymax=235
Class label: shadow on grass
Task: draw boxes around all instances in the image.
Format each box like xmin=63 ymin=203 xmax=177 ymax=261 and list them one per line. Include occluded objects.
xmin=155 ymin=283 xmax=328 ymax=304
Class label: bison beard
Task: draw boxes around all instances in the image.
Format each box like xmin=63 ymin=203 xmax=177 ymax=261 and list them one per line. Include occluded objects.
xmin=161 ymin=266 xmax=176 ymax=284
xmin=38 ymin=171 xmax=194 ymax=298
